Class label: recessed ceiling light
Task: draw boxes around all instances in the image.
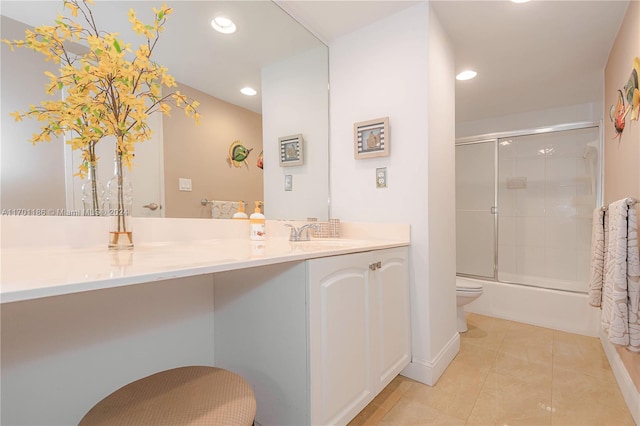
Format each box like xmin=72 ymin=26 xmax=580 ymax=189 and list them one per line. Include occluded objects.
xmin=210 ymin=16 xmax=236 ymax=34
xmin=240 ymin=87 xmax=257 ymax=96
xmin=511 ymin=0 xmax=530 ymax=3
xmin=456 ymin=70 xmax=477 ymax=81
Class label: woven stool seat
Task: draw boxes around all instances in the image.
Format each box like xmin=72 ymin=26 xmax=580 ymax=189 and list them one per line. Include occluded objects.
xmin=79 ymin=366 xmax=256 ymax=426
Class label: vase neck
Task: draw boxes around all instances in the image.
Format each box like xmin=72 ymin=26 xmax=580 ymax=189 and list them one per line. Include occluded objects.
xmin=112 ymin=155 xmax=123 ymax=176
xmin=87 ymin=161 xmax=98 ymax=180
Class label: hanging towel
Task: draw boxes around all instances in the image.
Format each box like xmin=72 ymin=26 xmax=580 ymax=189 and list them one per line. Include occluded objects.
xmin=588 ymin=207 xmax=605 ymax=307
xmin=627 ymin=205 xmax=640 ymax=351
xmin=601 ymin=198 xmax=640 ymax=352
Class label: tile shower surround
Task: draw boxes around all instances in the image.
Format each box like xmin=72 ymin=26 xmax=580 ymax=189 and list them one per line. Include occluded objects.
xmin=497 ymin=127 xmax=599 ymax=292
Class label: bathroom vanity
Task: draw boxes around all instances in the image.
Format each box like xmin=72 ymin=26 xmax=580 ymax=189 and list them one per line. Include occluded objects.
xmin=0 ymin=217 xmax=410 ymax=426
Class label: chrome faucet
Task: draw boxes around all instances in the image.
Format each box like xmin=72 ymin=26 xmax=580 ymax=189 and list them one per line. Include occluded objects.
xmin=285 ymin=223 xmax=318 ymax=242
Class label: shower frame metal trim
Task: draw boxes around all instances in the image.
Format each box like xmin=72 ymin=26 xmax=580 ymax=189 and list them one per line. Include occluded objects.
xmin=456 ymin=120 xmax=601 ymax=144
xmin=455 ymin=120 xmax=603 ymax=291
xmin=455 ymin=138 xmax=499 ymax=281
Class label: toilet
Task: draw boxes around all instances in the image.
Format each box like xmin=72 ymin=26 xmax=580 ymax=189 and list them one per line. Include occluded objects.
xmin=456 ymin=278 xmax=484 ymax=332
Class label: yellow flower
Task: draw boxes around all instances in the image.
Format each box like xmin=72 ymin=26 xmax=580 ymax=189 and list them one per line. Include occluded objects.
xmin=160 ymin=71 xmax=176 ymax=88
xmin=159 ymin=103 xmax=171 ymax=115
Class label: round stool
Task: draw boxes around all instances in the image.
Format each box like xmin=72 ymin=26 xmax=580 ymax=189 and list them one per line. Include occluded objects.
xmin=79 ymin=366 xmax=256 ymax=426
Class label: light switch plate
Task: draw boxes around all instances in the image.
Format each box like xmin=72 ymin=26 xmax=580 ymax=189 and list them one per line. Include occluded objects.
xmin=376 ymin=167 xmax=387 ymax=188
xmin=179 ymin=178 xmax=192 ymax=192
xmin=284 ymin=175 xmax=293 ymax=191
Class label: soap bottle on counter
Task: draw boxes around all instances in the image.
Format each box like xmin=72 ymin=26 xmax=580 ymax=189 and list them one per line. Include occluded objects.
xmin=232 ymin=201 xmax=248 ymax=220
xmin=250 ymin=201 xmax=265 ymax=240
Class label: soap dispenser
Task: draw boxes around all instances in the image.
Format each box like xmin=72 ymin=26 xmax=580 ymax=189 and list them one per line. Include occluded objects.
xmin=232 ymin=201 xmax=248 ymax=220
xmin=249 ymin=201 xmax=265 ymax=240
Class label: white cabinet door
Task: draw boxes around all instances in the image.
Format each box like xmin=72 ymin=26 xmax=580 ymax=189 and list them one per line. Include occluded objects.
xmin=372 ymin=247 xmax=411 ymax=390
xmin=308 ymin=247 xmax=410 ymax=426
xmin=308 ymin=251 xmax=374 ymax=426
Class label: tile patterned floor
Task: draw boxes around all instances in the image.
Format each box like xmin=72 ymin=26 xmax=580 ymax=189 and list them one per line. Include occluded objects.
xmin=349 ymin=313 xmax=635 ymax=426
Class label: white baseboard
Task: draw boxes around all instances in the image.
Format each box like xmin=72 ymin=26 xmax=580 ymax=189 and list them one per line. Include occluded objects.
xmin=401 ymin=332 xmax=460 ymax=386
xmin=599 ymin=330 xmax=640 ymax=426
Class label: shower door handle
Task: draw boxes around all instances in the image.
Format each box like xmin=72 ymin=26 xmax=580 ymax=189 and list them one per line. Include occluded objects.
xmin=490 ymin=206 xmax=497 ymax=214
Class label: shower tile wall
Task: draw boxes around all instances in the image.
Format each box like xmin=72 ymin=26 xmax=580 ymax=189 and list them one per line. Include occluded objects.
xmin=497 ymin=127 xmax=599 ymax=292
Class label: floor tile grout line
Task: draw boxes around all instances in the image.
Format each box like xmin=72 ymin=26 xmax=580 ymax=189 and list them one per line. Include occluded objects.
xmin=462 ymin=331 xmax=502 ymax=425
xmin=378 ymin=382 xmax=411 ymax=425
xmin=364 ymin=379 xmax=412 ymax=426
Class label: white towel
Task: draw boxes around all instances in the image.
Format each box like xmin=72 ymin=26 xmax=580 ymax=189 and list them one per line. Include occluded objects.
xmin=588 ymin=207 xmax=605 ymax=307
xmin=627 ymin=206 xmax=640 ymax=351
xmin=602 ymin=199 xmax=640 ymax=352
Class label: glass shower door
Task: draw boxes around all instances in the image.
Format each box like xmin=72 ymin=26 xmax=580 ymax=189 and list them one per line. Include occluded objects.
xmin=455 ymin=140 xmax=496 ymax=279
xmin=496 ymin=126 xmax=600 ymax=292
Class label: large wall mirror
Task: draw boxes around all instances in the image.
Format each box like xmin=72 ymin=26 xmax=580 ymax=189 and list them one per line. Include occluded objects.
xmin=1 ymin=1 xmax=329 ymax=221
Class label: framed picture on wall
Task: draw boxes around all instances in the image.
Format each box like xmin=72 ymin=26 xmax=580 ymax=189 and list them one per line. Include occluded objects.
xmin=279 ymin=134 xmax=304 ymax=167
xmin=354 ymin=117 xmax=389 ymax=159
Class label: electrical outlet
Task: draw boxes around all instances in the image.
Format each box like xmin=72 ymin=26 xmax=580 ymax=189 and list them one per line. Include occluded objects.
xmin=179 ymin=178 xmax=192 ymax=192
xmin=376 ymin=167 xmax=387 ymax=188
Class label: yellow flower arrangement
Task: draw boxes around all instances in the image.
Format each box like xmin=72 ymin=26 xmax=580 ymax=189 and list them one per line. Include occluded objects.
xmin=3 ymin=0 xmax=201 ymax=177
xmin=3 ymin=0 xmax=200 ymax=248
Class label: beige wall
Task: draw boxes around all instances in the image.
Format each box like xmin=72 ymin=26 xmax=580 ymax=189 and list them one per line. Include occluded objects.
xmin=163 ymin=83 xmax=263 ymax=218
xmin=603 ymin=0 xmax=640 ymax=393
xmin=1 ymin=16 xmax=67 ymax=211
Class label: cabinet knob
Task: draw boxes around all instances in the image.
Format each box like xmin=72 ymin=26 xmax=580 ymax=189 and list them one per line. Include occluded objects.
xmin=369 ymin=261 xmax=382 ymax=271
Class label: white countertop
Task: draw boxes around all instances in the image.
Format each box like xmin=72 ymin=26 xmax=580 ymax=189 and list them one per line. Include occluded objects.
xmin=1 ymin=237 xmax=409 ymax=304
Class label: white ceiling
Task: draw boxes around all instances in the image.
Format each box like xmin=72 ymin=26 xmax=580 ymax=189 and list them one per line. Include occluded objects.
xmin=276 ymin=1 xmax=419 ymax=43
xmin=279 ymin=0 xmax=629 ymax=124
xmin=2 ymin=1 xmax=629 ymax=124
xmin=0 ymin=1 xmax=323 ymax=114
xmin=432 ymin=0 xmax=629 ymax=123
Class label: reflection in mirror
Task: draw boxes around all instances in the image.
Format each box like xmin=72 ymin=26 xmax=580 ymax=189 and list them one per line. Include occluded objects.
xmin=1 ymin=1 xmax=329 ymax=220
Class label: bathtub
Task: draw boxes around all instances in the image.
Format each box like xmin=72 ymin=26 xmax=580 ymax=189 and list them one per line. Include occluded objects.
xmin=457 ymin=276 xmax=601 ymax=337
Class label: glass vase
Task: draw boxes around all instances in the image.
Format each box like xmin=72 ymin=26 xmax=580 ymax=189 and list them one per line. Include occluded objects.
xmin=81 ymin=161 xmax=105 ymax=216
xmin=106 ymin=154 xmax=134 ymax=249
